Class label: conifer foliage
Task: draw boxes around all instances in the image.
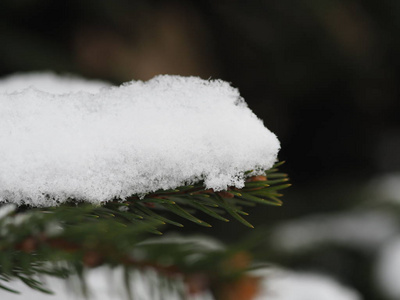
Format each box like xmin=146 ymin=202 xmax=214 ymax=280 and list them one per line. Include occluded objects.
xmin=0 ymin=73 xmax=288 ymax=299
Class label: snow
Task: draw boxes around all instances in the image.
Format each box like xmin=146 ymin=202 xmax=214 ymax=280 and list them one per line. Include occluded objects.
xmin=0 ymin=203 xmax=16 ymax=220
xmin=254 ymin=269 xmax=362 ymax=300
xmin=369 ymin=175 xmax=400 ymax=299
xmin=368 ymin=173 xmax=400 ymax=204
xmin=0 ymin=72 xmax=110 ymax=94
xmin=0 ymin=235 xmax=221 ymax=300
xmin=137 ymin=234 xmax=224 ymax=251
xmin=0 ymin=267 xmax=214 ymax=300
xmin=271 ymin=210 xmax=399 ymax=253
xmin=0 ymin=267 xmax=362 ymax=300
xmin=0 ymin=73 xmax=280 ymax=206
xmin=375 ymin=237 xmax=400 ymax=300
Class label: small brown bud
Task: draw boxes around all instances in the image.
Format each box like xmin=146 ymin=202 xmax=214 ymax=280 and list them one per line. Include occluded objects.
xmin=217 ymin=191 xmax=234 ymax=199
xmin=185 ymin=273 xmax=209 ymax=295
xmin=246 ymin=175 xmax=267 ymax=182
xmin=223 ymin=251 xmax=252 ymax=271
xmin=83 ymin=251 xmax=103 ymax=268
xmin=20 ymin=237 xmax=37 ymax=253
xmin=216 ymin=275 xmax=260 ymax=300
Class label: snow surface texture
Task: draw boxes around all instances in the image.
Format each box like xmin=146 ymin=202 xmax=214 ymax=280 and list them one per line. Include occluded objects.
xmin=253 ymin=269 xmax=362 ymax=300
xmin=0 ymin=73 xmax=280 ymax=206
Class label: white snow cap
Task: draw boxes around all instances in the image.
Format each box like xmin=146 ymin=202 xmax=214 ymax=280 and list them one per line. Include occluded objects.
xmin=0 ymin=73 xmax=280 ymax=206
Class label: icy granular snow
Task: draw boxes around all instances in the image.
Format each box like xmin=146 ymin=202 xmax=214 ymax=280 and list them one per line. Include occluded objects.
xmin=0 ymin=73 xmax=279 ymax=206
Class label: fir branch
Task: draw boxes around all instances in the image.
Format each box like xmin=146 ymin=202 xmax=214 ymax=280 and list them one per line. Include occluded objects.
xmin=0 ymin=162 xmax=289 ymax=296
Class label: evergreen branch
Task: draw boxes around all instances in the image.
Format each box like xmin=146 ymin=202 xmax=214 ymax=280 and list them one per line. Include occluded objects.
xmin=132 ymin=161 xmax=290 ymax=227
xmin=0 ymin=162 xmax=289 ymax=296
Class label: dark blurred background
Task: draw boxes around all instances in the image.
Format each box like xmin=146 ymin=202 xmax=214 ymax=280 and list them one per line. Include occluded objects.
xmin=1 ymin=1 xmax=400 ymax=299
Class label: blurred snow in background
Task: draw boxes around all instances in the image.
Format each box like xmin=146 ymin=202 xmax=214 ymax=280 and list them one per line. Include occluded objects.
xmin=266 ymin=173 xmax=400 ymax=300
xmin=369 ymin=173 xmax=400 ymax=205
xmin=0 ymin=267 xmax=206 ymax=300
xmin=375 ymin=238 xmax=400 ymax=300
xmin=0 ymin=267 xmax=362 ymax=300
xmin=271 ymin=210 xmax=399 ymax=253
xmin=254 ymin=269 xmax=361 ymax=300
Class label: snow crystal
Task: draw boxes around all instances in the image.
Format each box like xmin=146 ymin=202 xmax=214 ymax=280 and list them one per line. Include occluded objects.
xmin=253 ymin=269 xmax=362 ymax=300
xmin=0 ymin=73 xmax=280 ymax=206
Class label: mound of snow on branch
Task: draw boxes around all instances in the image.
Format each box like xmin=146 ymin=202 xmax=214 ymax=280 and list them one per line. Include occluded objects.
xmin=0 ymin=73 xmax=279 ymax=206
